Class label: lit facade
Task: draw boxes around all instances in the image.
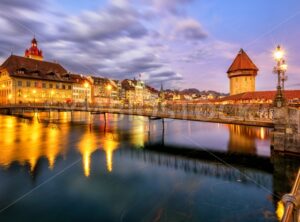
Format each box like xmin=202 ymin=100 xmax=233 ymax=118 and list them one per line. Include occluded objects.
xmin=65 ymin=74 xmax=92 ymax=103
xmin=0 ymin=55 xmax=73 ymax=104
xmin=121 ymin=79 xmax=149 ymax=105
xmin=91 ymin=77 xmax=119 ymax=105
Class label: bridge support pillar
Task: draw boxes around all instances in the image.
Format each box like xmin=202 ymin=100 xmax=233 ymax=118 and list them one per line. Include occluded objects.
xmin=272 ymin=107 xmax=300 ymax=154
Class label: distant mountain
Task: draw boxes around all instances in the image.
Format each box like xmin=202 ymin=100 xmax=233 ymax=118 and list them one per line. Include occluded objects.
xmin=165 ymin=88 xmax=228 ymax=97
xmin=181 ymin=88 xmax=200 ymax=94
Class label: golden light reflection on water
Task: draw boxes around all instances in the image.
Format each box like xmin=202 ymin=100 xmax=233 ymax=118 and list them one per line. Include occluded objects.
xmin=0 ymin=114 xmax=270 ymax=177
xmin=276 ymin=201 xmax=284 ymax=220
xmin=103 ymin=132 xmax=119 ymax=172
xmin=130 ymin=116 xmax=148 ymax=147
xmin=227 ymin=124 xmax=269 ymax=154
xmin=0 ymin=114 xmax=69 ymax=171
xmin=77 ymin=131 xmax=98 ymax=177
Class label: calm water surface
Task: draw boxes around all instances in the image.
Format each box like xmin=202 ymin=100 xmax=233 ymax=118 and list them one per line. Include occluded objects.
xmin=0 ymin=112 xmax=299 ymax=222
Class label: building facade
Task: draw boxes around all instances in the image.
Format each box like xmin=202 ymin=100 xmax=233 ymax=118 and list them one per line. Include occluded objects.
xmin=91 ymin=77 xmax=119 ymax=105
xmin=65 ymin=73 xmax=92 ymax=104
xmin=0 ymin=55 xmax=73 ymax=104
xmin=227 ymin=49 xmax=258 ymax=95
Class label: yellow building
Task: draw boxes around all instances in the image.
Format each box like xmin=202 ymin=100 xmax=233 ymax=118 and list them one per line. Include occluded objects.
xmin=91 ymin=76 xmax=119 ymax=105
xmin=64 ymin=73 xmax=92 ymax=104
xmin=227 ymin=49 xmax=258 ymax=95
xmin=121 ymin=79 xmax=146 ymax=105
xmin=0 ymin=57 xmax=74 ymax=104
xmin=0 ymin=38 xmax=75 ymax=104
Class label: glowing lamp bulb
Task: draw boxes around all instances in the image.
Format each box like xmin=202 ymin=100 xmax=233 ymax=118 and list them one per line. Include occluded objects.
xmin=106 ymin=84 xmax=112 ymax=90
xmin=274 ymin=45 xmax=284 ymax=61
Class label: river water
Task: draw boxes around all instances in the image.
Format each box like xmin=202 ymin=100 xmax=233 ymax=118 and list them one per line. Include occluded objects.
xmin=0 ymin=112 xmax=299 ymax=222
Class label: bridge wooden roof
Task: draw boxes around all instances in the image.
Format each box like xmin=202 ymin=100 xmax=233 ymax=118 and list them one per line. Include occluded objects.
xmin=217 ymin=90 xmax=300 ymax=102
xmin=227 ymin=49 xmax=258 ymax=73
xmin=0 ymin=55 xmax=71 ymax=82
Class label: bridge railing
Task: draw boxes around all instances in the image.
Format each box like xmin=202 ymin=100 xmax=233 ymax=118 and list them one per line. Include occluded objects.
xmin=281 ymin=168 xmax=300 ymax=222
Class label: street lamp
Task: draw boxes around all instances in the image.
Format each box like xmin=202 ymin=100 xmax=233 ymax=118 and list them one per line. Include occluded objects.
xmin=8 ymin=94 xmax=12 ymax=104
xmin=51 ymin=90 xmax=55 ymax=105
xmin=273 ymin=45 xmax=287 ymax=107
xmin=32 ymin=89 xmax=37 ymax=105
xmin=84 ymin=82 xmax=89 ymax=109
xmin=106 ymin=84 xmax=112 ymax=107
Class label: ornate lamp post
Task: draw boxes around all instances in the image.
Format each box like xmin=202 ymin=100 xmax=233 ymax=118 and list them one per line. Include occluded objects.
xmin=280 ymin=59 xmax=288 ymax=91
xmin=273 ymin=45 xmax=287 ymax=107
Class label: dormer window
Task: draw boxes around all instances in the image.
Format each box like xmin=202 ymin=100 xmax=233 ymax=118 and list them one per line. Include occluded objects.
xmin=47 ymin=71 xmax=55 ymax=76
xmin=32 ymin=70 xmax=40 ymax=76
xmin=17 ymin=68 xmax=26 ymax=74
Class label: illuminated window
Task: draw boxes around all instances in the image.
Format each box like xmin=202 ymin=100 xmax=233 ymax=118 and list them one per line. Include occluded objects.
xmin=49 ymin=83 xmax=53 ymax=88
xmin=56 ymin=83 xmax=60 ymax=89
xmin=26 ymin=81 xmax=31 ymax=87
xmin=42 ymin=83 xmax=47 ymax=88
xmin=18 ymin=81 xmax=22 ymax=87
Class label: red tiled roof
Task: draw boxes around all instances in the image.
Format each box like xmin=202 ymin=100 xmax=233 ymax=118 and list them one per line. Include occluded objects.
xmin=0 ymin=55 xmax=70 ymax=82
xmin=217 ymin=90 xmax=300 ymax=102
xmin=227 ymin=49 xmax=258 ymax=73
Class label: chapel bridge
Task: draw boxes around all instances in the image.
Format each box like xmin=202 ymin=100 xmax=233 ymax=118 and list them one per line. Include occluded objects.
xmin=0 ymin=103 xmax=276 ymax=127
xmin=1 ymin=102 xmax=299 ymax=154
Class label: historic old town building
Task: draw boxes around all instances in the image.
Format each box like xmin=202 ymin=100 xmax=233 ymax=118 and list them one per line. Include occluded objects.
xmin=0 ymin=54 xmax=73 ymax=104
xmin=2 ymin=37 xmax=299 ymax=107
xmin=64 ymin=73 xmax=92 ymax=103
xmin=227 ymin=49 xmax=258 ymax=95
xmin=91 ymin=76 xmax=119 ymax=105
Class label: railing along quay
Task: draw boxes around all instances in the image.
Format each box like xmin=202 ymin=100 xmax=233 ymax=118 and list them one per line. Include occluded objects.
xmin=281 ymin=168 xmax=300 ymax=222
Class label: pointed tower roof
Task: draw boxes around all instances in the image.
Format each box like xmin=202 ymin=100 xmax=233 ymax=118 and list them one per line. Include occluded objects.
xmin=227 ymin=49 xmax=258 ymax=73
xmin=31 ymin=37 xmax=37 ymax=44
xmin=25 ymin=37 xmax=43 ymax=61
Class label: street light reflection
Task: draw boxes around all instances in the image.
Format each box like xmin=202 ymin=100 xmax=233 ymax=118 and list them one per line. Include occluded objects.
xmin=103 ymin=133 xmax=118 ymax=172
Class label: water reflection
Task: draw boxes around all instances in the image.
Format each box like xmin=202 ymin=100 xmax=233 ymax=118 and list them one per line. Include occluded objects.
xmin=0 ymin=113 xmax=299 ymax=222
xmin=77 ymin=130 xmax=98 ymax=177
xmin=0 ymin=116 xmax=70 ymax=171
xmin=227 ymin=125 xmax=269 ymax=154
xmin=103 ymin=132 xmax=119 ymax=172
xmin=0 ymin=114 xmax=273 ymax=175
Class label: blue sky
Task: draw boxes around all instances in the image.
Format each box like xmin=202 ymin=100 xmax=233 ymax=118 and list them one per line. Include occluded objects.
xmin=0 ymin=0 xmax=299 ymax=92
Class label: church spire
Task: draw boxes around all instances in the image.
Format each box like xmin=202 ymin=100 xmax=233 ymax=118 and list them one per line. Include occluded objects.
xmin=160 ymin=82 xmax=164 ymax=91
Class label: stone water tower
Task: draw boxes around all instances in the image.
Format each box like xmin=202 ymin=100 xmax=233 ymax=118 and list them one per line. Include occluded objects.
xmin=227 ymin=49 xmax=258 ymax=95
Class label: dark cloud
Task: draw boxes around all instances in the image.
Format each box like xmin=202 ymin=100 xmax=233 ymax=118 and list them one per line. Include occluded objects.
xmin=0 ymin=0 xmax=44 ymax=10
xmin=0 ymin=0 xmax=189 ymax=89
xmin=57 ymin=4 xmax=147 ymax=42
xmin=175 ymin=19 xmax=207 ymax=40
xmin=152 ymin=0 xmax=194 ymax=15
